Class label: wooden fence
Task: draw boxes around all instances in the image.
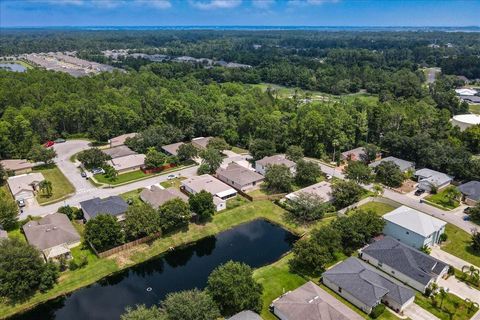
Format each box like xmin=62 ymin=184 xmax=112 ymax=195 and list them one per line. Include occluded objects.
xmin=91 ymin=232 xmax=162 ymax=258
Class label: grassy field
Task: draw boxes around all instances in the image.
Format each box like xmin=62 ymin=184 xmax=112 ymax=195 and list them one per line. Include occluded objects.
xmin=442 ymin=224 xmax=480 ymax=267
xmin=355 ymin=201 xmax=396 ymax=216
xmin=34 ymin=165 xmax=75 ymax=205
xmin=469 ymin=104 xmax=480 ymax=114
xmin=415 ymin=292 xmax=478 ymax=320
xmin=425 ymin=187 xmax=460 ymax=210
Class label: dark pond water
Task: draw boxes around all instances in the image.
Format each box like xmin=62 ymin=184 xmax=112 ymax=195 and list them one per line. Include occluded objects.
xmin=14 ymin=219 xmax=296 ymax=320
xmin=0 ymin=63 xmax=27 ymax=72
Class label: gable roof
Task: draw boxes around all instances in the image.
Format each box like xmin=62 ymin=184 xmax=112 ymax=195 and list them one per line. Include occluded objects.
xmin=458 ymin=181 xmax=480 ymax=201
xmin=341 ymin=147 xmax=366 ymax=161
xmin=108 ymin=133 xmax=137 ymax=147
xmin=383 ymin=206 xmax=446 ymax=237
xmin=272 ymin=281 xmax=363 ymax=320
xmin=102 ymin=145 xmax=137 ymax=159
xmin=161 ymin=142 xmax=185 ymax=156
xmin=256 ymin=154 xmax=296 ymax=168
xmin=369 ymin=156 xmax=414 ymax=172
xmin=285 ymin=181 xmax=333 ymax=202
xmin=415 ymin=168 xmax=453 ymax=187
xmin=228 ymin=311 xmax=263 ymax=320
xmin=107 ymin=154 xmax=146 ymax=171
xmin=0 ymin=159 xmax=34 ymax=172
xmin=361 ymin=236 xmax=448 ymax=286
xmin=80 ymin=196 xmax=128 ymax=219
xmin=140 ymin=186 xmax=188 ymax=209
xmin=191 ymin=136 xmax=213 ymax=149
xmin=23 ymin=213 xmax=80 ymax=251
xmin=7 ymin=172 xmax=45 ymax=196
xmin=216 ymin=162 xmax=264 ymax=187
xmin=323 ymin=257 xmax=414 ymax=309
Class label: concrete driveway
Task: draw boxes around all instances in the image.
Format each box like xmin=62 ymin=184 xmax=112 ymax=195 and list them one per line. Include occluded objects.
xmin=431 ymin=246 xmax=479 ymax=270
xmin=404 ymin=303 xmax=439 ymax=320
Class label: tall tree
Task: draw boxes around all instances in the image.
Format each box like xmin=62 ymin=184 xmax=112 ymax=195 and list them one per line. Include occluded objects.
xmin=199 ymin=148 xmax=223 ymax=174
xmin=77 ymin=148 xmax=111 ymax=169
xmin=331 ymin=180 xmax=364 ymax=209
xmin=374 ymin=161 xmax=404 ymax=187
xmin=286 ymin=145 xmax=304 ymax=162
xmin=177 ymin=143 xmax=198 ymax=161
xmin=27 ymin=145 xmax=57 ymax=165
xmin=189 ymin=190 xmax=215 ymax=221
xmin=295 ymin=160 xmax=322 ymax=186
xmin=158 ymin=198 xmax=190 ymax=233
xmin=84 ymin=214 xmax=124 ymax=252
xmin=124 ymin=203 xmax=162 ymax=240
xmin=162 ymin=289 xmax=221 ymax=320
xmin=249 ymin=139 xmax=275 ymax=161
xmin=264 ymin=164 xmax=293 ymax=193
xmin=0 ymin=196 xmax=18 ymax=230
xmin=344 ymin=161 xmax=373 ymax=184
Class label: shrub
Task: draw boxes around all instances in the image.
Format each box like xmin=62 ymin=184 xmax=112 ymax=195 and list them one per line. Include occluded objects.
xmin=448 ymin=266 xmax=455 ymax=276
xmin=439 ymin=233 xmax=448 ymax=242
xmin=370 ymin=304 xmax=385 ymax=318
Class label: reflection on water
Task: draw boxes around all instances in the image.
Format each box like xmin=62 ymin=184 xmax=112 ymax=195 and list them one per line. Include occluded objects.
xmin=13 ymin=219 xmax=296 ymax=320
xmin=0 ymin=63 xmax=27 ymax=72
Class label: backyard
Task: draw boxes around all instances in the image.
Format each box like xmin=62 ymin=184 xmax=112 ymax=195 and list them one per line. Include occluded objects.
xmin=34 ymin=165 xmax=75 ymax=205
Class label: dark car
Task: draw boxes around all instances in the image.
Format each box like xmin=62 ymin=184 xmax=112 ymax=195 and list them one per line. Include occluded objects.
xmin=414 ymin=189 xmax=425 ymax=196
xmin=81 ymin=171 xmax=87 ymax=178
xmin=464 ymin=207 xmax=472 ymax=214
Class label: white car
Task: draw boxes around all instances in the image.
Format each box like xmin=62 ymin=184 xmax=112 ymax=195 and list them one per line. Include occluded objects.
xmin=17 ymin=199 xmax=26 ymax=208
xmin=91 ymin=167 xmax=105 ymax=175
xmin=167 ymin=174 xmax=176 ymax=180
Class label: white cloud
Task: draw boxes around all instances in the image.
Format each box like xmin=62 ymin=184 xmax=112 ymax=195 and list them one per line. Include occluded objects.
xmin=42 ymin=0 xmax=85 ymax=5
xmin=252 ymin=0 xmax=274 ymax=8
xmin=189 ymin=0 xmax=242 ymax=10
xmin=135 ymin=0 xmax=171 ymax=9
xmin=288 ymin=0 xmax=339 ymax=6
xmin=90 ymin=0 xmax=124 ymax=8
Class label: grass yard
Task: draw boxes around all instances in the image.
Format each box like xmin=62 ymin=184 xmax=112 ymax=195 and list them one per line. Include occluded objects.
xmin=425 ymin=187 xmax=460 ymax=210
xmin=231 ymin=146 xmax=249 ymax=154
xmin=356 ymin=201 xmax=396 ymax=216
xmin=469 ymin=103 xmax=480 ymax=114
xmin=226 ymin=196 xmax=250 ymax=209
xmin=160 ymin=177 xmax=186 ymax=189
xmin=34 ymin=165 xmax=75 ymax=205
xmin=442 ymin=224 xmax=480 ymax=267
xmin=415 ymin=292 xmax=478 ymax=320
xmin=95 ymin=169 xmax=149 ymax=185
xmin=119 ymin=188 xmax=144 ymax=206
xmin=7 ymin=227 xmax=27 ymax=243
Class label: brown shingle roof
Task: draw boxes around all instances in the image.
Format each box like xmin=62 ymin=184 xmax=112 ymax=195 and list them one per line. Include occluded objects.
xmin=256 ymin=154 xmax=295 ymax=168
xmin=216 ymin=162 xmax=264 ymax=187
xmin=0 ymin=159 xmax=34 ymax=171
xmin=140 ymin=186 xmax=188 ymax=209
xmin=161 ymin=142 xmax=185 ymax=156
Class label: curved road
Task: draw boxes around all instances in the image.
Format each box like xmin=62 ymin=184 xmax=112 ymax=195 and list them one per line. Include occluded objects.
xmin=20 ymin=140 xmax=199 ymax=219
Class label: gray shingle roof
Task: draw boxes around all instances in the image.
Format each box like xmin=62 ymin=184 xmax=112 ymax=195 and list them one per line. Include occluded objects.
xmin=102 ymin=145 xmax=137 ymax=159
xmin=228 ymin=310 xmax=262 ymax=320
xmin=216 ymin=162 xmax=264 ymax=187
xmin=140 ymin=186 xmax=188 ymax=209
xmin=361 ymin=236 xmax=448 ymax=286
xmin=458 ymin=181 xmax=480 ymax=202
xmin=256 ymin=154 xmax=296 ymax=168
xmin=161 ymin=142 xmax=185 ymax=156
xmin=271 ymin=281 xmax=363 ymax=320
xmin=415 ymin=168 xmax=453 ymax=187
xmin=323 ymin=257 xmax=414 ymax=308
xmin=369 ymin=157 xmax=414 ymax=172
xmin=80 ymin=196 xmax=128 ymax=219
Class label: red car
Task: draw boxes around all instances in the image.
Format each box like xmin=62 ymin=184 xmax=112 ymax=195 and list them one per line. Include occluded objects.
xmin=43 ymin=140 xmax=55 ymax=148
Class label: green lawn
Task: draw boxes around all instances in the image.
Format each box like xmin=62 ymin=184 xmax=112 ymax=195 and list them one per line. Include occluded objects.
xmin=355 ymin=201 xmax=396 ymax=216
xmin=442 ymin=224 xmax=480 ymax=267
xmin=7 ymin=228 xmax=27 ymax=243
xmin=95 ymin=169 xmax=149 ymax=185
xmin=160 ymin=177 xmax=186 ymax=189
xmin=425 ymin=187 xmax=460 ymax=210
xmin=119 ymin=188 xmax=144 ymax=206
xmin=231 ymin=146 xmax=249 ymax=154
xmin=415 ymin=292 xmax=478 ymax=320
xmin=34 ymin=165 xmax=75 ymax=205
xmin=469 ymin=104 xmax=480 ymax=114
xmin=226 ymin=196 xmax=250 ymax=209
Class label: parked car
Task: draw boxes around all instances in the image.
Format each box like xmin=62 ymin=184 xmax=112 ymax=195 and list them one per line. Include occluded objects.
xmin=464 ymin=207 xmax=472 ymax=214
xmin=414 ymin=189 xmax=425 ymax=196
xmin=17 ymin=199 xmax=26 ymax=208
xmin=91 ymin=167 xmax=105 ymax=175
xmin=167 ymin=174 xmax=176 ymax=180
xmin=54 ymin=138 xmax=66 ymax=143
xmin=326 ymin=174 xmax=333 ymax=180
xmin=81 ymin=171 xmax=87 ymax=178
xmin=43 ymin=140 xmax=54 ymax=148
xmin=463 ymin=215 xmax=471 ymax=221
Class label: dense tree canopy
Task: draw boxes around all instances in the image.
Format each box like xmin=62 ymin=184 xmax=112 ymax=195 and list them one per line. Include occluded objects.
xmin=84 ymin=214 xmax=124 ymax=252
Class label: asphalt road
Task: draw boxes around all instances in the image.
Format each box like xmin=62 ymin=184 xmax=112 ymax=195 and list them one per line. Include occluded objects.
xmin=306 ymin=158 xmax=478 ymax=235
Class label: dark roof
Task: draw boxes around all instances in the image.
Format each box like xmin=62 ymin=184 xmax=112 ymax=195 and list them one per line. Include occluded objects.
xmin=361 ymin=236 xmax=448 ymax=286
xmin=458 ymin=181 xmax=480 ymax=201
xmin=80 ymin=196 xmax=128 ymax=219
xmin=228 ymin=310 xmax=262 ymax=320
xmin=102 ymin=145 xmax=137 ymax=159
xmin=323 ymin=257 xmax=414 ymax=308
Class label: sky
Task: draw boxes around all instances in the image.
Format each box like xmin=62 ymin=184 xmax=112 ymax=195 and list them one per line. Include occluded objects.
xmin=1 ymin=0 xmax=479 ymax=28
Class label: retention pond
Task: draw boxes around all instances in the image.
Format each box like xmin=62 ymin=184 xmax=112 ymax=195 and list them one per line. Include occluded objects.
xmin=14 ymin=219 xmax=296 ymax=320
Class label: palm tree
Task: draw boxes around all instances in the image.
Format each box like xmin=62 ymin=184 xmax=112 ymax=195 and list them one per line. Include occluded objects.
xmin=439 ymin=287 xmax=448 ymax=308
xmin=465 ymin=298 xmax=479 ymax=313
xmin=103 ymin=165 xmax=118 ymax=186
xmin=372 ymin=184 xmax=384 ymax=197
xmin=39 ymin=180 xmax=53 ymax=196
xmin=462 ymin=265 xmax=479 ymax=281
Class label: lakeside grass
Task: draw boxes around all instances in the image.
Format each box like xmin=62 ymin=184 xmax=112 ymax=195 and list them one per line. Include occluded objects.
xmin=34 ymin=165 xmax=75 ymax=205
xmin=442 ymin=224 xmax=480 ymax=267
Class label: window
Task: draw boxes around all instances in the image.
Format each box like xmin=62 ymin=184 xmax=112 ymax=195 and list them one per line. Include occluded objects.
xmin=406 ymin=231 xmax=409 ymax=235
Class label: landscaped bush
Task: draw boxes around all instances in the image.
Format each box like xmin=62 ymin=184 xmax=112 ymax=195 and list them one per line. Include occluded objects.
xmin=370 ymin=304 xmax=385 ymax=318
xmin=440 ymin=233 xmax=448 ymax=242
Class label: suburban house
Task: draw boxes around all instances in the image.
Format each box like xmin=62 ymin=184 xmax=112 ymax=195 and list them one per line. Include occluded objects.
xmin=458 ymin=181 xmax=480 ymax=206
xmin=23 ymin=213 xmax=81 ymax=260
xmin=191 ymin=136 xmax=213 ymax=150
xmin=0 ymin=159 xmax=35 ymax=175
xmin=181 ymin=174 xmax=237 ymax=211
xmin=340 ymin=147 xmax=366 ymax=162
xmin=322 ymin=257 xmax=415 ymax=314
xmin=255 ymin=154 xmax=296 ymax=176
xmin=102 ymin=145 xmax=137 ymax=159
xmin=360 ymin=236 xmax=449 ymax=293
xmin=80 ymin=196 xmax=129 ymax=221
xmin=271 ymin=281 xmax=363 ymax=320
xmin=140 ymin=185 xmax=188 ymax=209
xmin=216 ymin=162 xmax=264 ymax=191
xmin=382 ymin=206 xmax=446 ymax=248
xmin=228 ymin=310 xmax=262 ymax=320
xmin=7 ymin=172 xmax=45 ymax=203
xmin=369 ymin=156 xmax=415 ymax=173
xmin=108 ymin=133 xmax=137 ymax=148
xmin=107 ymin=153 xmax=146 ymax=174
xmin=161 ymin=142 xmax=185 ymax=156
xmin=285 ymin=181 xmax=333 ymax=203
xmin=414 ymin=168 xmax=453 ymax=192
xmin=455 ymin=88 xmax=478 ymax=96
